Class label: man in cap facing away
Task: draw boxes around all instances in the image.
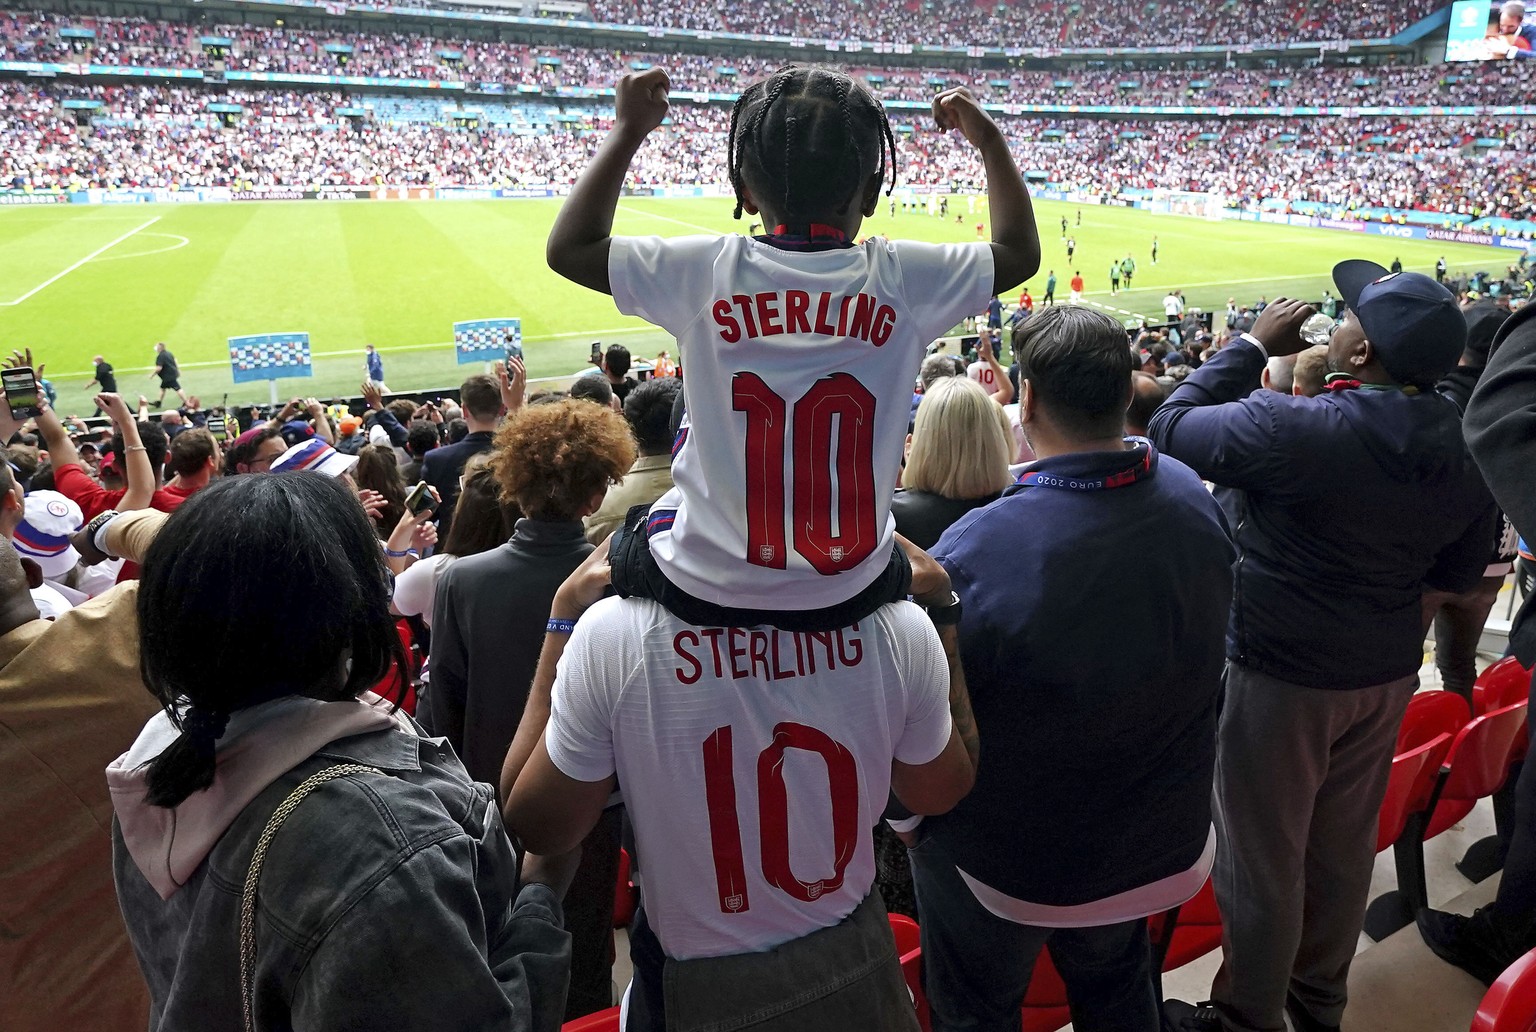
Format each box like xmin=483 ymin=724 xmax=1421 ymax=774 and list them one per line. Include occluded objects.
xmin=1151 ymin=263 xmax=1494 ymax=1032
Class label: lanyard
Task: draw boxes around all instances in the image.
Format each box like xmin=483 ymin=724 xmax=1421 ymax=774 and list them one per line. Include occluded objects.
xmin=1013 ymin=439 xmax=1157 ymax=492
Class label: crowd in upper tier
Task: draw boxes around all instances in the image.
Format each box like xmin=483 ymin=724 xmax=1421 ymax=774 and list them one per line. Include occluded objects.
xmin=3 ymin=9 xmax=1531 ymax=108
xmin=583 ymin=0 xmax=1447 ymax=45
xmin=3 ymin=78 xmax=1533 ymax=223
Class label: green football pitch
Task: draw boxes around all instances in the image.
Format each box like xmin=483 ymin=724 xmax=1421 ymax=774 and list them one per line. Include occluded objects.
xmin=0 ymin=195 xmax=1505 ymax=416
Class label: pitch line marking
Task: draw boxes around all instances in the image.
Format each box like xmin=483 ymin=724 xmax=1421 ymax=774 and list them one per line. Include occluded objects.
xmin=616 ymin=205 xmax=725 ymax=235
xmin=89 ymin=232 xmax=190 ymax=261
xmin=0 ymin=216 xmax=161 ymax=305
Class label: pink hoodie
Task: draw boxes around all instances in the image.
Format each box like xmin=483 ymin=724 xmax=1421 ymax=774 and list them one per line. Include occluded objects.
xmin=107 ymin=692 xmax=410 ymax=900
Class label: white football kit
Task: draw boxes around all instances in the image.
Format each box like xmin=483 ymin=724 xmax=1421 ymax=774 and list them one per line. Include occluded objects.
xmin=967 ymin=360 xmax=999 ymax=391
xmin=610 ymin=234 xmax=993 ymax=611
xmin=545 ymin=597 xmax=952 ymax=960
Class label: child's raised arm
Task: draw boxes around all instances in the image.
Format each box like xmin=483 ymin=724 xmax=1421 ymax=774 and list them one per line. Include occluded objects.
xmin=546 ymin=68 xmax=671 ymax=295
xmin=933 ymin=87 xmax=1041 ymax=296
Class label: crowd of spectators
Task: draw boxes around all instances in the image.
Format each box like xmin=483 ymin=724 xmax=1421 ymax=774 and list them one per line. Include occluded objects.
xmin=3 ymin=10 xmax=1533 ymax=109
xmin=588 ymin=0 xmax=1448 ymax=44
xmin=3 ymin=78 xmax=1531 ymax=222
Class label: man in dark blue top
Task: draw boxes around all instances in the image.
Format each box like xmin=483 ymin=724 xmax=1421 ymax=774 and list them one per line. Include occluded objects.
xmin=913 ymin=305 xmax=1235 ymax=1032
xmin=1152 ymin=264 xmax=1492 ymax=1032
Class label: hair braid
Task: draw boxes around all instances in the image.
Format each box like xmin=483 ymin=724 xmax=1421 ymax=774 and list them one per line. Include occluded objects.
xmin=727 ymin=93 xmax=747 ymax=219
xmin=743 ymin=71 xmax=790 ymax=220
xmin=879 ymin=108 xmax=898 ymax=196
xmin=834 ymin=75 xmax=858 ymax=215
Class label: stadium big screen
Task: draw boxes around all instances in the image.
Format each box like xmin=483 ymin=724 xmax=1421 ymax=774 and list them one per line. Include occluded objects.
xmin=1446 ymin=0 xmax=1536 ymax=59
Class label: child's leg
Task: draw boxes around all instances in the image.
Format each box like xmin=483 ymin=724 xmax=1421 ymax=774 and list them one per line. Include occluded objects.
xmin=609 ymin=506 xmax=912 ymax=633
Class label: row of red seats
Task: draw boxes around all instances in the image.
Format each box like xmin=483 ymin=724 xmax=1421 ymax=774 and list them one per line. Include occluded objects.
xmin=565 ymin=657 xmax=1533 ymax=1032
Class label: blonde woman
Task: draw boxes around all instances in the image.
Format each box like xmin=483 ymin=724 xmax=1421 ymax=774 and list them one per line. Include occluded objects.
xmin=893 ymin=376 xmax=1015 ymax=550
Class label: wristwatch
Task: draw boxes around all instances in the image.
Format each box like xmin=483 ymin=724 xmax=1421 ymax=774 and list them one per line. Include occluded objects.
xmin=923 ymin=591 xmax=963 ymax=627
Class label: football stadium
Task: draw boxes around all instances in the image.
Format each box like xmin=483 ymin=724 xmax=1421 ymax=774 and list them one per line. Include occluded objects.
xmin=2 ymin=1 xmax=1535 ymax=1031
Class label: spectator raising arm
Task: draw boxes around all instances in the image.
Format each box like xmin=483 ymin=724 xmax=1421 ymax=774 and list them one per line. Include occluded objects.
xmin=95 ymin=394 xmax=155 ymax=511
xmin=546 ymin=68 xmax=672 ymax=295
xmin=933 ymin=86 xmax=1041 ymax=293
xmin=494 ymin=357 xmax=527 ymax=417
xmin=979 ymin=334 xmax=1014 ymax=407
xmin=305 ymin=397 xmax=335 ymax=445
xmin=360 ymin=382 xmax=408 ymax=447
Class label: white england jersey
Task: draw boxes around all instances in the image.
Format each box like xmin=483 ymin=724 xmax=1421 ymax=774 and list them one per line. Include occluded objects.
xmin=545 ymin=597 xmax=951 ymax=960
xmin=967 ymin=360 xmax=999 ymax=391
xmin=610 ymin=234 xmax=993 ymax=611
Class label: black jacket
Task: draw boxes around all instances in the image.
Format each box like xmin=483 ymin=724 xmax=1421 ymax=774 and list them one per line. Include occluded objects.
xmin=890 ymin=489 xmax=998 ymax=551
xmin=1150 ymin=340 xmax=1493 ymax=689
xmin=1465 ymin=302 xmax=1536 ymax=665
xmin=428 ymin=520 xmax=593 ymax=787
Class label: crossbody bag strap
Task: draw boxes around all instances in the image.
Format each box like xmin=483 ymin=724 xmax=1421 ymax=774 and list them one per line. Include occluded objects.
xmin=240 ymin=763 xmax=383 ymax=1032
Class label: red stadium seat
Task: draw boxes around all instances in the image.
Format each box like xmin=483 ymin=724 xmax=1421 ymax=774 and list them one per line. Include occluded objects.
xmin=1473 ymin=946 xmax=1536 ymax=1032
xmin=1153 ymin=878 xmax=1224 ymax=973
xmin=612 ymin=848 xmax=637 ymax=930
xmin=1366 ymin=702 xmax=1530 ymax=940
xmin=888 ymin=913 xmax=921 ymax=959
xmin=1396 ymin=690 xmax=1471 ymax=754
xmin=1460 ymin=660 xmax=1535 ymax=881
xmin=1376 ymin=733 xmax=1454 ymax=853
xmin=1021 ymin=946 xmax=1072 ymax=1032
xmin=893 ymin=923 xmax=1070 ymax=1032
xmin=561 ymin=1006 xmax=621 ymax=1032
xmin=371 ymin=619 xmax=419 ymax=714
xmin=899 ymin=946 xmax=931 ymax=1031
xmin=1474 ymin=658 xmax=1534 ymax=717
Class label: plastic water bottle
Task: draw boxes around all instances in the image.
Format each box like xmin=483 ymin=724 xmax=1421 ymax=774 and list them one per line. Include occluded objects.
xmin=1301 ymin=313 xmax=1336 ymax=347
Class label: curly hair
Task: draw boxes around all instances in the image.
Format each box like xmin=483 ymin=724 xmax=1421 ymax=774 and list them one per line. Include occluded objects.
xmin=490 ymin=399 xmax=635 ymax=521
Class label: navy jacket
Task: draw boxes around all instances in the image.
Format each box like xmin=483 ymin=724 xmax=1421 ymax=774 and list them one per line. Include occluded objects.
xmin=421 ymin=430 xmax=495 ymax=535
xmin=1149 ymin=340 xmax=1492 ymax=690
xmin=1465 ymin=303 xmax=1536 ymax=665
xmin=929 ymin=442 xmax=1234 ymax=906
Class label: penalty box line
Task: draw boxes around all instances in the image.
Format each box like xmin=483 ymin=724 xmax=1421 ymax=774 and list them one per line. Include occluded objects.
xmin=0 ymin=216 xmax=161 ymax=307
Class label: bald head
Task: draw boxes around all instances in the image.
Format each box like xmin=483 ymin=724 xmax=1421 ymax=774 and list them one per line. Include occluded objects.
xmin=1262 ymin=355 xmax=1299 ymax=395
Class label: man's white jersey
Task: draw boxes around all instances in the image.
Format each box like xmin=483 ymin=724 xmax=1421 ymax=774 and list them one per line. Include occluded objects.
xmin=610 ymin=234 xmax=993 ymax=611
xmin=545 ymin=597 xmax=951 ymax=961
xmin=967 ymin=360 xmax=999 ymax=392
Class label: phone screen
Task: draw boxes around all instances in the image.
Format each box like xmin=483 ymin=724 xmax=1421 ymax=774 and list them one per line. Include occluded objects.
xmin=591 ymin=341 xmax=602 ymax=360
xmin=2 ymin=367 xmax=39 ymax=419
xmin=206 ymin=416 xmax=227 ymax=441
xmin=405 ymin=480 xmax=436 ymax=515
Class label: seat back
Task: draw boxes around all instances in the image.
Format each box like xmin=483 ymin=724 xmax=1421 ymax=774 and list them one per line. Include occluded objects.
xmin=900 ymin=949 xmax=931 ymax=1031
xmin=1473 ymin=945 xmax=1536 ymax=1032
xmin=1022 ymin=945 xmax=1071 ymax=1032
xmin=1376 ymin=733 xmax=1453 ymax=853
xmin=1475 ymin=657 xmax=1534 ymax=716
xmin=1440 ymin=702 xmax=1532 ymax=806
xmin=1155 ymin=877 xmax=1224 ymax=972
xmin=612 ymin=848 xmax=637 ymax=930
xmin=888 ymin=913 xmax=921 ymax=959
xmin=561 ymin=1006 xmax=622 ymax=1032
xmin=1397 ymin=690 xmax=1470 ymax=753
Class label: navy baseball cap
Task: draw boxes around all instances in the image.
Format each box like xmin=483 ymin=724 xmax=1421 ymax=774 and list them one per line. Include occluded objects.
xmin=1332 ymin=260 xmax=1466 ymax=387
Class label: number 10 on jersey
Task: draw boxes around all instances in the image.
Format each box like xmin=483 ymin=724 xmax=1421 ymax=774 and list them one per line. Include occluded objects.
xmin=732 ymin=371 xmax=879 ymax=575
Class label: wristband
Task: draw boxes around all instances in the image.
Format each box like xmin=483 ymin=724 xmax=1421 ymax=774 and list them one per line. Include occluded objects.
xmin=87 ymin=509 xmax=122 ymax=556
xmin=546 ymin=618 xmax=578 ymax=635
xmin=383 ymin=546 xmax=414 ymax=558
xmin=123 ymin=445 xmax=148 ymax=453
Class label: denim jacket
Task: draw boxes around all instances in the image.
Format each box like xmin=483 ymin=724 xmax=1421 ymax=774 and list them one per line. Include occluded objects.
xmin=109 ymin=695 xmax=571 ymax=1031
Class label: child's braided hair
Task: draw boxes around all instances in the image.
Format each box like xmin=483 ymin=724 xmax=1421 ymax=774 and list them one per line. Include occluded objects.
xmin=726 ymin=65 xmax=897 ymax=224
